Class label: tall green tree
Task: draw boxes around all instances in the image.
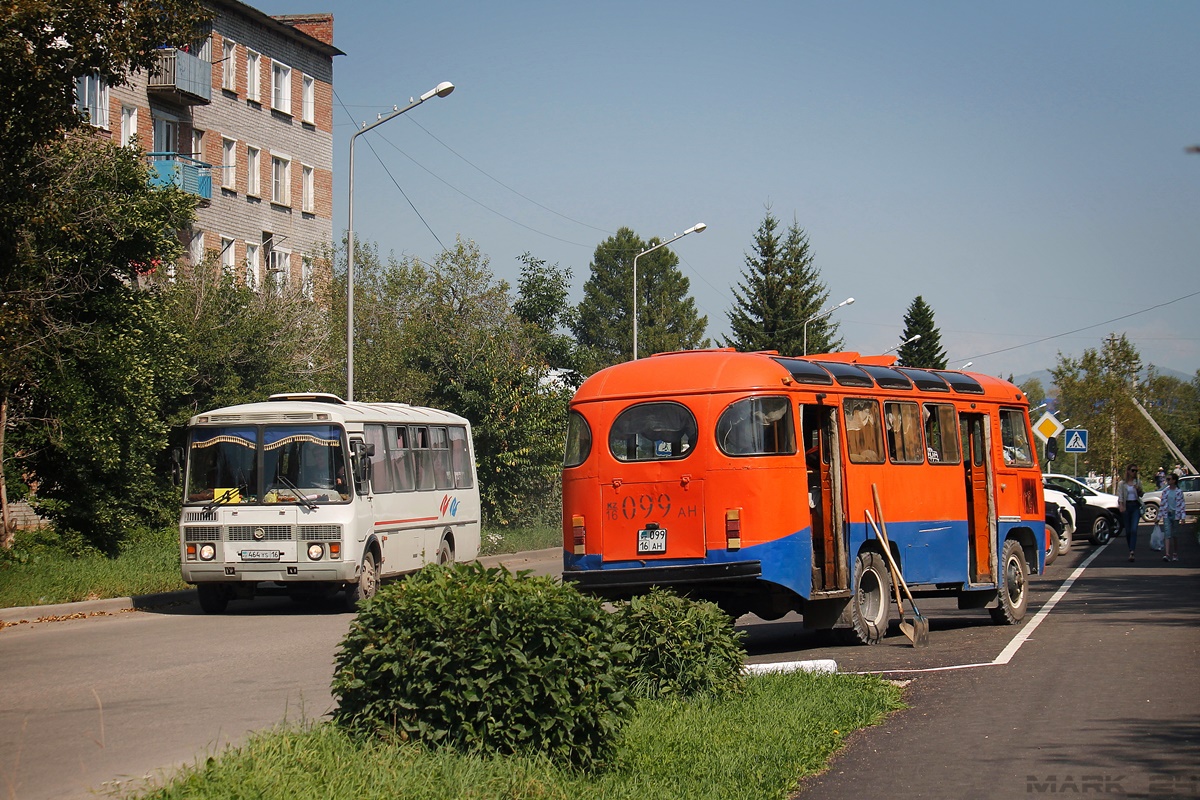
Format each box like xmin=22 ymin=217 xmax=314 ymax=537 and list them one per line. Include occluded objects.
xmin=725 ymin=210 xmax=843 ymax=356
xmin=572 ymin=227 xmax=708 ymax=371
xmin=896 ymin=296 xmax=948 ymax=369
xmin=514 ymin=251 xmax=580 ymax=382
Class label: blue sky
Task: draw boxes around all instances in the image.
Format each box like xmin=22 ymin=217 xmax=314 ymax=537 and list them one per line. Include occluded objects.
xmin=256 ymin=0 xmax=1198 ymax=380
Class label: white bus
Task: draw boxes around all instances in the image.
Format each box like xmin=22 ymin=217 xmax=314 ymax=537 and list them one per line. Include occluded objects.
xmin=179 ymin=393 xmax=481 ymax=613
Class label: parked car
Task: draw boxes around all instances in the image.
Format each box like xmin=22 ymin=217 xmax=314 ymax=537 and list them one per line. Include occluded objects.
xmin=1043 ymin=473 xmax=1120 ymax=544
xmin=1141 ymin=474 xmax=1200 ymax=522
xmin=1043 ymin=487 xmax=1074 ymax=558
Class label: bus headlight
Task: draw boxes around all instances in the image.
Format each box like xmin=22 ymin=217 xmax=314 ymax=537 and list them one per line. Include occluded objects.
xmin=308 ymin=543 xmax=325 ymax=560
xmin=199 ymin=543 xmax=216 ymax=561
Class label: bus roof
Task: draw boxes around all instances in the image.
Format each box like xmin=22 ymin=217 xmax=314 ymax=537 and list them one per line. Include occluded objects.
xmin=572 ymin=349 xmax=1027 ymax=406
xmin=187 ymin=395 xmax=470 ymax=428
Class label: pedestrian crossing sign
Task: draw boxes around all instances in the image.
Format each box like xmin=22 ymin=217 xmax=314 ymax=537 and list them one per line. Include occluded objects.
xmin=1064 ymin=429 xmax=1088 ymax=453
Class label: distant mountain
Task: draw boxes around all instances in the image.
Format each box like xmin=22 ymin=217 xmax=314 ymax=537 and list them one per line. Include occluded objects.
xmin=1011 ymin=366 xmax=1194 ymax=395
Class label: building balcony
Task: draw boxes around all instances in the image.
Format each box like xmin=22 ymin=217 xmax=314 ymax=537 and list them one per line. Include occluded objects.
xmin=148 ymin=48 xmax=211 ymax=105
xmin=148 ymin=153 xmax=212 ymax=204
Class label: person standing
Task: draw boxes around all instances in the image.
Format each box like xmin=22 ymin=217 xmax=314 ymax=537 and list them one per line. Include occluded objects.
xmin=1161 ymin=473 xmax=1185 ymax=562
xmin=1155 ymin=467 xmax=1167 ymax=490
xmin=1117 ymin=465 xmax=1143 ymax=561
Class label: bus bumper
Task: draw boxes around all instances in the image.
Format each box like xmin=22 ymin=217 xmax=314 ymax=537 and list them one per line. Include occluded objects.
xmin=182 ymin=562 xmax=358 ymax=584
xmin=562 ymin=559 xmax=762 ymax=598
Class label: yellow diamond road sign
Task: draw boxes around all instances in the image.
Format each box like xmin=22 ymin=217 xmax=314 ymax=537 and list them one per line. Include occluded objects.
xmin=1033 ymin=412 xmax=1064 ymax=443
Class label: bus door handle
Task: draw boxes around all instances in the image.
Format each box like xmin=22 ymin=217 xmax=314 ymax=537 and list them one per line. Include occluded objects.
xmin=680 ymin=474 xmax=692 ymax=486
xmin=610 ymin=478 xmax=622 ymax=489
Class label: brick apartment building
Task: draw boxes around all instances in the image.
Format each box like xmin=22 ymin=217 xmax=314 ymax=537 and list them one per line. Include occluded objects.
xmin=77 ymin=0 xmax=342 ymax=294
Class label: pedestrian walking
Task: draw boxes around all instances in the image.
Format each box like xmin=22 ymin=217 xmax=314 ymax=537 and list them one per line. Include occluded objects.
xmin=1155 ymin=466 xmax=1167 ymax=489
xmin=1117 ymin=464 xmax=1143 ymax=561
xmin=1161 ymin=473 xmax=1185 ymax=562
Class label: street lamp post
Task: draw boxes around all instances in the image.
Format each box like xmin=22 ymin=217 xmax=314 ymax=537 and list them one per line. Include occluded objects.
xmin=631 ymin=222 xmax=706 ymax=360
xmin=882 ymin=333 xmax=920 ymax=356
xmin=802 ymin=297 xmax=854 ymax=356
xmin=347 ymin=81 xmax=454 ymax=401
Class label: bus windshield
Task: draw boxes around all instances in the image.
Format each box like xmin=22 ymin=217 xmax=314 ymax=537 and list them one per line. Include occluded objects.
xmin=185 ymin=424 xmax=350 ymax=505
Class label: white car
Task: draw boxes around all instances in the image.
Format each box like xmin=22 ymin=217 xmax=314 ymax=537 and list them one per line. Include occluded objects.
xmin=1141 ymin=475 xmax=1200 ymax=523
xmin=1043 ymin=473 xmax=1121 ymax=543
xmin=1043 ymin=487 xmax=1075 ymax=558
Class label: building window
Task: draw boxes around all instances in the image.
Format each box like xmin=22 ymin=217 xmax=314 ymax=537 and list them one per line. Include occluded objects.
xmin=191 ymin=128 xmax=204 ymax=160
xmin=269 ymin=248 xmax=291 ymax=294
xmin=301 ymin=255 xmax=314 ymax=300
xmin=244 ymin=242 xmax=260 ymax=290
xmin=271 ymin=61 xmax=291 ymax=114
xmin=301 ymin=74 xmax=315 ymax=123
xmin=189 ymin=230 xmax=205 ymax=266
xmin=301 ymin=164 xmax=314 ymax=212
xmin=220 ymin=237 xmax=236 ymax=276
xmin=246 ymin=146 xmax=260 ymax=196
xmin=246 ymin=50 xmax=261 ymax=102
xmin=153 ymin=116 xmax=178 ymax=154
xmin=76 ymin=74 xmax=109 ymax=128
xmin=221 ymin=38 xmax=237 ymax=91
xmin=271 ymin=155 xmax=290 ymax=205
xmin=120 ymin=106 xmax=138 ymax=147
xmin=221 ymin=137 xmax=236 ymax=189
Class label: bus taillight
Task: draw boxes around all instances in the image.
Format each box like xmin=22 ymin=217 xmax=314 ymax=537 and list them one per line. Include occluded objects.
xmin=726 ymin=509 xmax=742 ymax=550
xmin=572 ymin=515 xmax=586 ymax=555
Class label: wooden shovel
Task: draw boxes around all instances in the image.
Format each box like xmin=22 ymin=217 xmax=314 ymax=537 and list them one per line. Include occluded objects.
xmin=869 ymin=485 xmax=930 ymax=647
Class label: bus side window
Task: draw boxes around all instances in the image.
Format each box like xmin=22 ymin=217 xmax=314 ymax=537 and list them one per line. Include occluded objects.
xmin=431 ymin=426 xmax=453 ymax=489
xmin=412 ymin=425 xmax=435 ymax=491
xmin=884 ymin=401 xmax=923 ymax=464
xmin=364 ymin=424 xmax=392 ymax=493
xmin=844 ymin=398 xmax=884 ymax=464
xmin=999 ymin=409 xmax=1033 ymax=467
xmin=389 ymin=425 xmax=413 ymax=492
xmin=449 ymin=426 xmax=474 ymax=488
xmin=924 ymin=403 xmax=961 ymax=464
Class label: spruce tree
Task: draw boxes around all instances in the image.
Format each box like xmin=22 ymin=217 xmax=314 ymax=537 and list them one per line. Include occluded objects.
xmin=896 ymin=296 xmax=948 ymax=369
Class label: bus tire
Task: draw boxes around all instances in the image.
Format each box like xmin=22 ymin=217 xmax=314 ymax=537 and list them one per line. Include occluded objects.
xmin=990 ymin=539 xmax=1029 ymax=625
xmin=197 ymin=583 xmax=229 ymax=615
xmin=437 ymin=537 xmax=454 ymax=565
xmin=850 ymin=551 xmax=890 ymax=645
xmin=344 ymin=550 xmax=379 ymax=610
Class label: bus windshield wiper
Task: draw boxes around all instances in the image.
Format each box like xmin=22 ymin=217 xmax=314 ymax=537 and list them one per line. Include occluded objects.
xmin=275 ymin=475 xmax=318 ymax=511
xmin=202 ymin=488 xmax=239 ymax=514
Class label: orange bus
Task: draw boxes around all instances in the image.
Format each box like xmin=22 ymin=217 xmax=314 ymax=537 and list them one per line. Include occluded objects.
xmin=560 ymin=349 xmax=1045 ymax=644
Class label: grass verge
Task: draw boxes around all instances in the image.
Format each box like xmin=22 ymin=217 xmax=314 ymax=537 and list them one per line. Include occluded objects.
xmin=128 ymin=671 xmax=904 ymax=800
xmin=0 ymin=523 xmax=561 ymax=609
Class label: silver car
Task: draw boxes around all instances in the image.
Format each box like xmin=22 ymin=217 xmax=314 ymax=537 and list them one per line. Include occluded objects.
xmin=1141 ymin=475 xmax=1200 ymax=522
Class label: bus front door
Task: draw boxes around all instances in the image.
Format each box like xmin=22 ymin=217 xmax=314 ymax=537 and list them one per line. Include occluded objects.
xmin=806 ymin=404 xmax=848 ymax=594
xmin=962 ymin=413 xmax=996 ymax=584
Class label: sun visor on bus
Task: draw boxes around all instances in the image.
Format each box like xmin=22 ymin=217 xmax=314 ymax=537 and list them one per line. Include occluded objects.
xmin=932 ymin=371 xmax=986 ymax=394
xmin=896 ymin=368 xmax=951 ymax=392
xmin=810 ymin=361 xmax=874 ymax=388
xmin=772 ymin=358 xmax=834 ymax=385
xmin=856 ymin=365 xmax=913 ymax=390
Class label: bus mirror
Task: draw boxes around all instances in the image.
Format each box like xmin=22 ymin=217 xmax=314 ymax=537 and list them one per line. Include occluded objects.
xmin=1045 ymin=436 xmax=1058 ymax=462
xmin=171 ymin=447 xmax=183 ymax=486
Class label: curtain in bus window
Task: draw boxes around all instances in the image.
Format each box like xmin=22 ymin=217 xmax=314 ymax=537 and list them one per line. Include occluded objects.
xmin=999 ymin=409 xmax=1033 ymax=467
xmin=388 ymin=425 xmax=414 ymax=492
xmin=449 ymin=426 xmax=474 ymax=488
xmin=843 ymin=398 xmax=884 ymax=464
xmin=187 ymin=427 xmax=257 ymax=502
xmin=362 ymin=424 xmax=392 ymax=493
xmin=716 ymin=397 xmax=796 ymax=456
xmin=924 ymin=404 xmax=961 ymax=464
xmin=431 ymin=426 xmax=454 ymax=489
xmin=262 ymin=424 xmax=346 ymax=499
xmin=412 ymin=426 xmax=435 ymax=490
xmin=884 ymin=401 xmax=923 ymax=464
xmin=609 ymin=402 xmax=698 ymax=462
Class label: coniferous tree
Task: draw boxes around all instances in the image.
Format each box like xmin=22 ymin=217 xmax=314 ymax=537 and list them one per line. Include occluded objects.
xmin=896 ymin=296 xmax=948 ymax=369
xmin=725 ymin=210 xmax=844 ymax=356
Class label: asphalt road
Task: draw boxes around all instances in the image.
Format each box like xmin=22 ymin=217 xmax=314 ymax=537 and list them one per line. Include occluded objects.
xmin=2 ymin=527 xmax=1198 ymax=800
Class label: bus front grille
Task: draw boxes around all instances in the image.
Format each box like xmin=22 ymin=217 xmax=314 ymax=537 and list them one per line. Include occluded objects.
xmin=299 ymin=524 xmax=342 ymax=541
xmin=228 ymin=525 xmax=293 ymax=541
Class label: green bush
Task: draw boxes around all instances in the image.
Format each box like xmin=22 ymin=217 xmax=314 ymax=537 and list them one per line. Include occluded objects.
xmin=331 ymin=562 xmax=632 ymax=771
xmin=613 ymin=588 xmax=747 ymax=700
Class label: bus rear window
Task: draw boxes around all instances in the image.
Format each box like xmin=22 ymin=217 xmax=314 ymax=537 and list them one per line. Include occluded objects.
xmin=564 ymin=410 xmax=592 ymax=468
xmin=609 ymin=402 xmax=698 ymax=462
xmin=717 ymin=397 xmax=796 ymax=456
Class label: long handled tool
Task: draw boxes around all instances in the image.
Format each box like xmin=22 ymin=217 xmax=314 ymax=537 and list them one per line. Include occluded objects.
xmin=869 ymin=484 xmax=930 ymax=647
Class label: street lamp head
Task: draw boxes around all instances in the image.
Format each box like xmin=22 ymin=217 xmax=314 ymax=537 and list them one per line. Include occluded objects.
xmin=686 ymin=222 xmax=707 ymax=234
xmin=420 ymin=81 xmax=456 ymax=101
xmin=841 ymin=297 xmax=855 ymax=307
xmin=910 ymin=334 xmax=921 ymax=343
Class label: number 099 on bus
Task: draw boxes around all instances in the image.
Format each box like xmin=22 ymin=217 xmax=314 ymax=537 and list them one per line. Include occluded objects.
xmin=637 ymin=525 xmax=667 ymax=554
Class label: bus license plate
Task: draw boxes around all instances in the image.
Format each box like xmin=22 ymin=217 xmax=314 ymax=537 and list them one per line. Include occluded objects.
xmin=637 ymin=528 xmax=667 ymax=554
xmin=240 ymin=550 xmax=281 ymax=562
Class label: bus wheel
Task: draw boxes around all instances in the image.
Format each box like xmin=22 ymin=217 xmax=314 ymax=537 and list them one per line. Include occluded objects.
xmin=850 ymin=551 xmax=890 ymax=645
xmin=197 ymin=584 xmax=229 ymax=615
xmin=990 ymin=539 xmax=1029 ymax=625
xmin=344 ymin=550 xmax=379 ymax=610
xmin=437 ymin=538 xmax=454 ymax=565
